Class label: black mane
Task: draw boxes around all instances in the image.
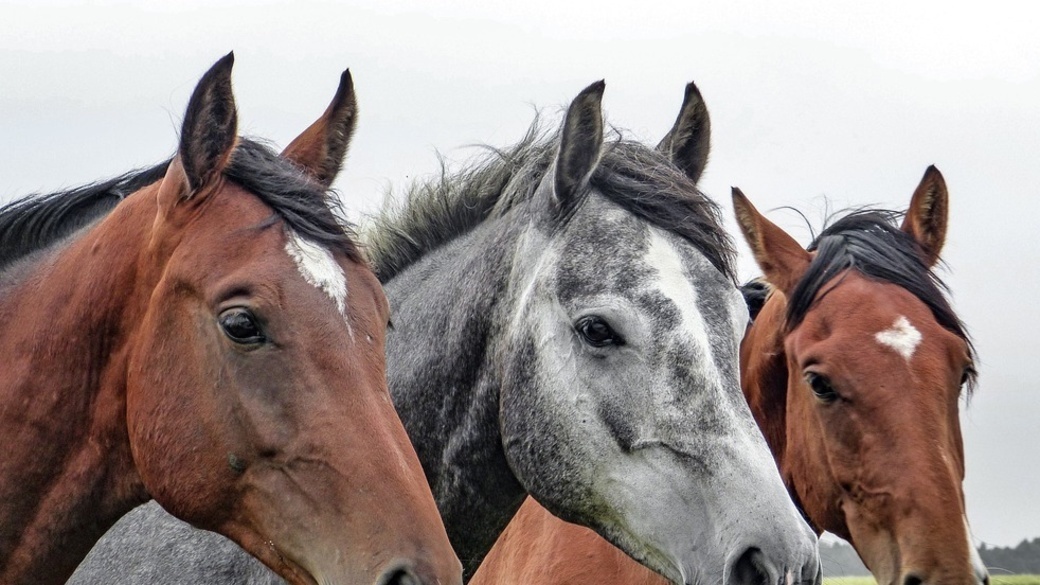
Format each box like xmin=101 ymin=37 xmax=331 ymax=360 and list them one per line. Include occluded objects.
xmin=366 ymin=120 xmax=735 ymax=282
xmin=786 ymin=210 xmax=976 ymax=388
xmin=0 ymin=163 xmax=168 ymax=272
xmin=0 ymin=138 xmax=359 ymax=273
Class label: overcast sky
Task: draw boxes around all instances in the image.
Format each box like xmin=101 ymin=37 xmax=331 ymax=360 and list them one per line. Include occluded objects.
xmin=1 ymin=0 xmax=1037 ymax=549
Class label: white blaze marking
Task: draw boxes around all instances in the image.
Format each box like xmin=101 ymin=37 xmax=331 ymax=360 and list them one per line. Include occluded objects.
xmin=284 ymin=230 xmax=347 ymax=315
xmin=874 ymin=315 xmax=922 ymax=361
xmin=966 ymin=516 xmax=988 ymax=585
xmin=645 ymin=229 xmax=721 ymax=387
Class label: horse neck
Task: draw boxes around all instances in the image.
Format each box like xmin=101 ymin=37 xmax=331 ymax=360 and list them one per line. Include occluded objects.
xmin=0 ymin=188 xmax=160 ymax=583
xmin=382 ymin=218 xmax=528 ymax=578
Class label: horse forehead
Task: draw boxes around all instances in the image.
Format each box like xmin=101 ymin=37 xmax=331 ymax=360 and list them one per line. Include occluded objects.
xmin=642 ymin=228 xmax=738 ymax=323
xmin=555 ymin=200 xmax=726 ymax=292
xmin=553 ymin=205 xmax=652 ymax=297
xmin=795 ymin=275 xmax=962 ymax=369
xmin=177 ymin=190 xmax=350 ymax=316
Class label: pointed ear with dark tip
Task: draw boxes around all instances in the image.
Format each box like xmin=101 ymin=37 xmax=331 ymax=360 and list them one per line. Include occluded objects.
xmin=900 ymin=165 xmax=948 ymax=267
xmin=158 ymin=53 xmax=238 ymax=217
xmin=732 ymin=187 xmax=812 ymax=296
xmin=282 ymin=69 xmax=358 ymax=187
xmin=181 ymin=52 xmax=238 ymax=195
xmin=553 ymin=80 xmax=605 ymax=213
xmin=657 ymin=81 xmax=711 ymax=183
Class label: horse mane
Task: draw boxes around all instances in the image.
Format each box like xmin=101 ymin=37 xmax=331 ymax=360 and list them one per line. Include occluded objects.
xmin=365 ymin=119 xmax=736 ymax=282
xmin=0 ymin=138 xmax=360 ymax=274
xmin=0 ymin=163 xmax=169 ymax=272
xmin=785 ymin=209 xmax=977 ymax=390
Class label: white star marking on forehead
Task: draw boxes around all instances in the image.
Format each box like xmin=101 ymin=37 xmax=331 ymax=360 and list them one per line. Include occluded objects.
xmin=874 ymin=315 xmax=922 ymax=361
xmin=284 ymin=230 xmax=347 ymax=315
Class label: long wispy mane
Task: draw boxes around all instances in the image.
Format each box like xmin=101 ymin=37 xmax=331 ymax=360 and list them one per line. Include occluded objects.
xmin=786 ymin=210 xmax=977 ymax=390
xmin=365 ymin=119 xmax=736 ymax=282
xmin=0 ymin=138 xmax=360 ymax=274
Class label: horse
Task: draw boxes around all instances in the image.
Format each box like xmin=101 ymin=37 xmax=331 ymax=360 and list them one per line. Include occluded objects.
xmin=470 ymin=167 xmax=989 ymax=585
xmin=0 ymin=54 xmax=461 ymax=585
xmin=71 ymin=80 xmax=820 ymax=584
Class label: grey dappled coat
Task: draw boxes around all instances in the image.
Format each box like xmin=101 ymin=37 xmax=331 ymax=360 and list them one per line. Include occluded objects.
xmin=69 ymin=502 xmax=281 ymax=585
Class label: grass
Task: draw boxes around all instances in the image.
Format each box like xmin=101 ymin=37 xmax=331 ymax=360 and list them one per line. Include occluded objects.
xmin=824 ymin=577 xmax=1040 ymax=585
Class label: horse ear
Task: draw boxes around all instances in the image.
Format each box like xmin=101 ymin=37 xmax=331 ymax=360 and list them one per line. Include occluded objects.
xmin=657 ymin=81 xmax=711 ymax=183
xmin=900 ymin=165 xmax=948 ymax=267
xmin=282 ymin=69 xmax=358 ymax=188
xmin=158 ymin=53 xmax=238 ymax=216
xmin=553 ymin=80 xmax=605 ymax=213
xmin=732 ymin=188 xmax=811 ymax=296
xmin=179 ymin=52 xmax=238 ymax=193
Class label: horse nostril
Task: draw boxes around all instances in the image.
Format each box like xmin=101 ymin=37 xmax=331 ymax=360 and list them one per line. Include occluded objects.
xmin=902 ymin=574 xmax=924 ymax=585
xmin=728 ymin=547 xmax=775 ymax=585
xmin=378 ymin=567 xmax=421 ymax=585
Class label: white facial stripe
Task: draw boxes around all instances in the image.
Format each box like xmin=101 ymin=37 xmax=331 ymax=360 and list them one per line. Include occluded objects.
xmin=965 ymin=516 xmax=988 ymax=584
xmin=645 ymin=229 xmax=721 ymax=387
xmin=284 ymin=230 xmax=347 ymax=315
xmin=511 ymin=240 xmax=556 ymax=333
xmin=874 ymin=315 xmax=922 ymax=361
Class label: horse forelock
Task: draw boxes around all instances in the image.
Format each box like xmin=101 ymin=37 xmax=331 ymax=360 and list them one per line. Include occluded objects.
xmin=225 ymin=139 xmax=362 ymax=263
xmin=364 ymin=119 xmax=736 ymax=284
xmin=784 ymin=210 xmax=976 ymax=391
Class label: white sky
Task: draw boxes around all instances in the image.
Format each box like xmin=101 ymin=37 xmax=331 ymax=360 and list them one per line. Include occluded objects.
xmin=1 ymin=0 xmax=1037 ymax=548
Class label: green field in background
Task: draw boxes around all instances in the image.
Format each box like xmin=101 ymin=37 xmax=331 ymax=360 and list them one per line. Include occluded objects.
xmin=825 ymin=577 xmax=1040 ymax=585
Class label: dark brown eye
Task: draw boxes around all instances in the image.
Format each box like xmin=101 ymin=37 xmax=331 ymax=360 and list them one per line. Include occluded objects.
xmin=575 ymin=316 xmax=624 ymax=348
xmin=805 ymin=372 xmax=838 ymax=404
xmin=219 ymin=308 xmax=265 ymax=345
xmin=960 ymin=366 xmax=975 ymax=387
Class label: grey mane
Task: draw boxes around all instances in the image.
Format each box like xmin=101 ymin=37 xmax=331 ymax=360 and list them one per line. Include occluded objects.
xmin=365 ymin=118 xmax=737 ymax=283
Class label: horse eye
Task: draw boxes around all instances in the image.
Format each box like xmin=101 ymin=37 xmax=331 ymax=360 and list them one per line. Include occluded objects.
xmin=805 ymin=372 xmax=839 ymax=404
xmin=575 ymin=316 xmax=624 ymax=348
xmin=960 ymin=366 xmax=975 ymax=387
xmin=219 ymin=308 xmax=265 ymax=345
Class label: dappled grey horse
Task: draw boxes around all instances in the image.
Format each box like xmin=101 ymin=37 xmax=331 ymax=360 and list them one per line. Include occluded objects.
xmin=72 ymin=82 xmax=820 ymax=584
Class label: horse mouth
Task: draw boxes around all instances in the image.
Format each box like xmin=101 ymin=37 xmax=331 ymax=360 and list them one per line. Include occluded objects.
xmin=263 ymin=543 xmax=321 ymax=585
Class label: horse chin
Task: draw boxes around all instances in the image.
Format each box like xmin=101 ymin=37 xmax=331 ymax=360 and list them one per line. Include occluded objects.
xmin=217 ymin=523 xmax=321 ymax=585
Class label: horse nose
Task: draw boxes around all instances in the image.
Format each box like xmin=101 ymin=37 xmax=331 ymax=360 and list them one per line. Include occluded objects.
xmin=377 ymin=562 xmax=458 ymax=585
xmin=378 ymin=565 xmax=421 ymax=585
xmin=899 ymin=570 xmax=990 ymax=585
xmin=727 ymin=545 xmax=822 ymax=585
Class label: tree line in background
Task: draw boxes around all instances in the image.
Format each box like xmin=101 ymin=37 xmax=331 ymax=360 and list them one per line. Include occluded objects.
xmin=820 ymin=538 xmax=1040 ymax=576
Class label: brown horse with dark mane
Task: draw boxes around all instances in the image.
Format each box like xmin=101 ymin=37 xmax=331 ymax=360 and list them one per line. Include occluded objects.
xmin=473 ymin=168 xmax=987 ymax=585
xmin=0 ymin=55 xmax=461 ymax=585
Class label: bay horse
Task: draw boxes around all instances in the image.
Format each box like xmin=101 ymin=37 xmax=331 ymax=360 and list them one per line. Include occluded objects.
xmin=72 ymin=81 xmax=819 ymax=584
xmin=0 ymin=55 xmax=461 ymax=585
xmin=471 ymin=168 xmax=989 ymax=585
